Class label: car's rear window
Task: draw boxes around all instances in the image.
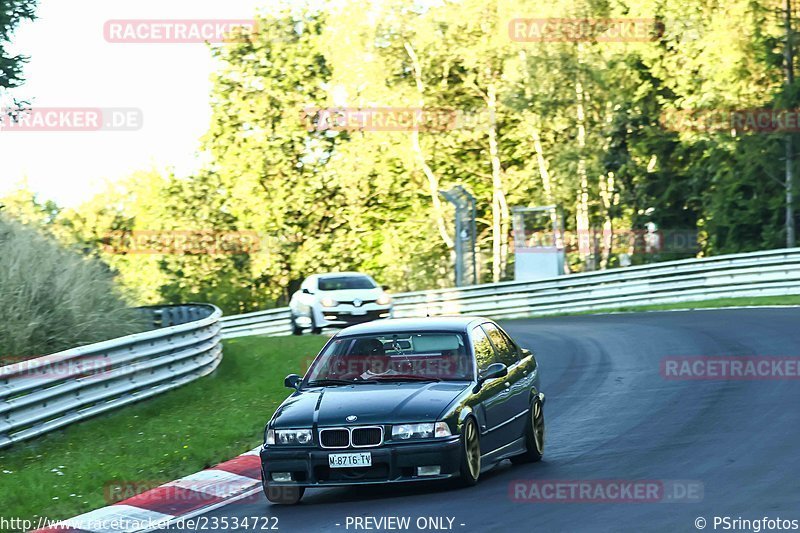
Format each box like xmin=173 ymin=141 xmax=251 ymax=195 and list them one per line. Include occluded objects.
xmin=318 ymin=276 xmax=376 ymax=290
xmin=306 ymin=332 xmax=474 ymax=382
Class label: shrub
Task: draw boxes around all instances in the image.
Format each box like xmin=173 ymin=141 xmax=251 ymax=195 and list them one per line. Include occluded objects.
xmin=0 ymin=215 xmax=147 ymax=364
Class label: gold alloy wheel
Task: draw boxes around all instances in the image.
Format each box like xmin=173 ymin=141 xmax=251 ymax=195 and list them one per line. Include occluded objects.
xmin=465 ymin=419 xmax=481 ymax=480
xmin=532 ymin=400 xmax=545 ymax=455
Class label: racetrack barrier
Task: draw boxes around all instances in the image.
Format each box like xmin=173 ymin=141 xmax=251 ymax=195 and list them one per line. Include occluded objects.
xmin=0 ymin=304 xmax=222 ymax=449
xmin=219 ymin=248 xmax=800 ymax=338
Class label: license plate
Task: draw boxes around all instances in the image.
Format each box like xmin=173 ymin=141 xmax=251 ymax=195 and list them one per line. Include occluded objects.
xmin=351 ymin=309 xmax=367 ymax=316
xmin=328 ymin=452 xmax=372 ymax=468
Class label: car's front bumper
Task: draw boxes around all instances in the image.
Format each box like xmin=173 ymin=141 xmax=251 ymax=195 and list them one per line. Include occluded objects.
xmin=318 ymin=307 xmax=392 ymax=327
xmin=260 ymin=437 xmax=462 ymax=487
xmin=294 ymin=306 xmax=393 ymax=329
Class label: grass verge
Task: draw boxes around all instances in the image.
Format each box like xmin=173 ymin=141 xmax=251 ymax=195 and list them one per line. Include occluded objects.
xmin=0 ymin=334 xmax=326 ymax=521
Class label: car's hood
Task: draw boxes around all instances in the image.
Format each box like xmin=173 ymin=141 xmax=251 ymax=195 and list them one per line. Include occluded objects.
xmin=316 ymin=288 xmax=383 ymax=302
xmin=271 ymin=382 xmax=469 ymax=427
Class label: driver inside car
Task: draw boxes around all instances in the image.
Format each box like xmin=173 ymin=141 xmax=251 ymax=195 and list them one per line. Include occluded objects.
xmin=351 ymin=338 xmax=398 ymax=380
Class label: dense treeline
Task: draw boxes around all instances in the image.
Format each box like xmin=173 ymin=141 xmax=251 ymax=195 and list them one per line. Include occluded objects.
xmin=2 ymin=0 xmax=798 ymax=314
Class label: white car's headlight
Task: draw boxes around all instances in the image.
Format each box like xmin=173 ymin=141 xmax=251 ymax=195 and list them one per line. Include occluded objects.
xmin=320 ymin=297 xmax=338 ymax=307
xmin=267 ymin=428 xmax=313 ymax=445
xmin=376 ymin=294 xmax=392 ymax=306
xmin=392 ymin=422 xmax=451 ymax=440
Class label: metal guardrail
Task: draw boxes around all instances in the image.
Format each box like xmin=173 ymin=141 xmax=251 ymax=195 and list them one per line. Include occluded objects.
xmin=219 ymin=248 xmax=800 ymax=338
xmin=0 ymin=304 xmax=222 ymax=449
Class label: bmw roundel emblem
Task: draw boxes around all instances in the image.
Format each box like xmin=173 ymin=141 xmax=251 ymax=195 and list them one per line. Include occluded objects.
xmin=346 ymin=415 xmax=358 ymax=422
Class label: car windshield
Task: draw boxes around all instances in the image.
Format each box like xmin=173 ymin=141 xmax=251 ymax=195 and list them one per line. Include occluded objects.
xmin=318 ymin=275 xmax=376 ymax=291
xmin=305 ymin=332 xmax=473 ymax=383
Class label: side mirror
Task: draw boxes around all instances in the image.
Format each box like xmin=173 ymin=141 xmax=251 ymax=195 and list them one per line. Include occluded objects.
xmin=301 ymin=288 xmax=312 ymax=295
xmin=382 ymin=285 xmax=390 ymax=291
xmin=520 ymin=348 xmax=532 ymax=358
xmin=478 ymin=362 xmax=508 ymax=384
xmin=284 ymin=374 xmax=301 ymax=390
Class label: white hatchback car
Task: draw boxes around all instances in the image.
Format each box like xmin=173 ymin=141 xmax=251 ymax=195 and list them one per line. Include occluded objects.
xmin=289 ymin=272 xmax=393 ymax=335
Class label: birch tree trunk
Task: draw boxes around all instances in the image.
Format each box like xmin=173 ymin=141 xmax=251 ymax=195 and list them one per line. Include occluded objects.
xmin=575 ymin=44 xmax=591 ymax=270
xmin=487 ymin=81 xmax=510 ymax=282
xmin=404 ymin=42 xmax=454 ymax=250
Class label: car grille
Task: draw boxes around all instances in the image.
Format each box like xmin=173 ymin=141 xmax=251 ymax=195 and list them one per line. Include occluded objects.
xmin=352 ymin=427 xmax=383 ymax=447
xmin=318 ymin=426 xmax=384 ymax=448
xmin=319 ymin=428 xmax=349 ymax=448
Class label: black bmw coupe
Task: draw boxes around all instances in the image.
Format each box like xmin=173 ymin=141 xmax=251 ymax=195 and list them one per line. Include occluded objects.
xmin=260 ymin=316 xmax=545 ymax=504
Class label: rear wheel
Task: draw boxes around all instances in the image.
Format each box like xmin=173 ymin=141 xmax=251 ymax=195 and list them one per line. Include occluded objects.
xmin=457 ymin=418 xmax=481 ymax=486
xmin=510 ymin=398 xmax=544 ymax=464
xmin=263 ymin=478 xmax=304 ymax=505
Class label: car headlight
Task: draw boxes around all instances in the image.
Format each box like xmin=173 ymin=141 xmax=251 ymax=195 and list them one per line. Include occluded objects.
xmin=266 ymin=428 xmax=313 ymax=446
xmin=392 ymin=422 xmax=451 ymax=440
xmin=320 ymin=297 xmax=338 ymax=307
xmin=376 ymin=294 xmax=392 ymax=306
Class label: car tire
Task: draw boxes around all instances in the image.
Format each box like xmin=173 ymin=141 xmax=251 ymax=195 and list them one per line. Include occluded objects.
xmin=457 ymin=417 xmax=481 ymax=486
xmin=510 ymin=398 xmax=544 ymax=464
xmin=310 ymin=315 xmax=322 ymax=335
xmin=262 ymin=478 xmax=304 ymax=505
xmin=291 ymin=317 xmax=303 ymax=336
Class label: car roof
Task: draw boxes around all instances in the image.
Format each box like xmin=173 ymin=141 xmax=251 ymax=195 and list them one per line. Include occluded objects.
xmin=314 ymin=272 xmax=372 ymax=279
xmin=336 ymin=316 xmax=490 ymax=336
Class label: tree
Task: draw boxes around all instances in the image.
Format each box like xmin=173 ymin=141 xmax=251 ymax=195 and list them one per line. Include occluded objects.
xmin=0 ymin=0 xmax=38 ymax=97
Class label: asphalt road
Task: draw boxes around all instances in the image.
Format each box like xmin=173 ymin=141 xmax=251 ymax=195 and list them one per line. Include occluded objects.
xmin=169 ymin=308 xmax=800 ymax=533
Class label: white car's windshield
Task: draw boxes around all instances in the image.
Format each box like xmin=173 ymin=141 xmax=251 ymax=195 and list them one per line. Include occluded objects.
xmin=306 ymin=332 xmax=473 ymax=383
xmin=318 ymin=276 xmax=376 ymax=291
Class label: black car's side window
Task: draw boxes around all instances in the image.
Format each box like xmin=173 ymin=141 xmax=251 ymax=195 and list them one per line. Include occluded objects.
xmin=470 ymin=326 xmax=495 ymax=371
xmin=481 ymin=323 xmax=518 ymax=367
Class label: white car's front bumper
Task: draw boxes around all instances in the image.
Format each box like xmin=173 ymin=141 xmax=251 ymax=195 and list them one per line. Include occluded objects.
xmin=295 ymin=304 xmax=393 ymax=329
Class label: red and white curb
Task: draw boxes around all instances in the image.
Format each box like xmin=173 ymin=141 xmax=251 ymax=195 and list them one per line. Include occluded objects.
xmin=34 ymin=447 xmax=263 ymax=533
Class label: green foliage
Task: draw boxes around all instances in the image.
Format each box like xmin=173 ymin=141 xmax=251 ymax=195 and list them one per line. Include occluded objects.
xmin=0 ymin=0 xmax=37 ymax=93
xmin=0 ymin=215 xmax=146 ymax=362
xmin=5 ymin=0 xmax=799 ymax=311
